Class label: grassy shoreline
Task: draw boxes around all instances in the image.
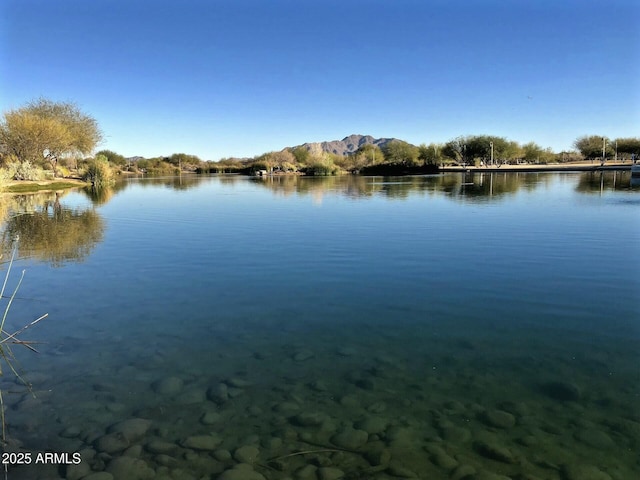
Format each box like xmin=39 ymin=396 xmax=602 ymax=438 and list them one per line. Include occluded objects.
xmin=0 ymin=163 xmax=632 ymax=194
xmin=1 ymin=178 xmax=90 ymax=194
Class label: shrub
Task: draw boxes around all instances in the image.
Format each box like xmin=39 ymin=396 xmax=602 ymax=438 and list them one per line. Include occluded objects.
xmin=0 ymin=168 xmax=12 ymax=190
xmin=6 ymin=159 xmax=45 ymax=181
xmin=82 ymin=155 xmax=114 ymax=186
xmin=303 ymin=158 xmax=340 ymax=176
xmin=56 ymin=166 xmax=71 ymax=178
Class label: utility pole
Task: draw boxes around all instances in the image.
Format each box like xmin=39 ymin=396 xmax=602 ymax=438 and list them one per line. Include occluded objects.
xmin=602 ymin=137 xmax=606 ymax=166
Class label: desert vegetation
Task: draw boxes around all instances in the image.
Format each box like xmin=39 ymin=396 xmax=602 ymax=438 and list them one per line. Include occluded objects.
xmin=2 ymin=98 xmax=639 ymax=183
xmin=197 ymin=134 xmax=640 ymax=176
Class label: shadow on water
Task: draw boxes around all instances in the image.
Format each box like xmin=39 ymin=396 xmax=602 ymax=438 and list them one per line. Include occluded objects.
xmin=0 ymin=191 xmax=104 ymax=266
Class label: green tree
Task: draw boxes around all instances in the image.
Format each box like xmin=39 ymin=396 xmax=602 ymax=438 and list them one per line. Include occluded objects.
xmin=0 ymin=98 xmax=102 ymax=176
xmin=522 ymin=142 xmax=555 ymax=164
xmin=466 ymin=135 xmax=515 ymax=165
xmin=168 ymin=153 xmax=202 ymax=170
xmin=442 ymin=136 xmax=472 ymax=165
xmin=417 ymin=143 xmax=444 ymax=166
xmin=0 ymin=99 xmax=102 ymax=177
xmin=304 ymin=153 xmax=339 ymax=176
xmin=614 ymin=137 xmax=640 ymax=160
xmin=96 ymin=149 xmax=127 ymax=168
xmin=290 ymin=146 xmax=310 ymax=166
xmin=574 ymin=135 xmax=614 ymax=160
xmin=354 ymin=144 xmax=383 ymax=167
xmin=270 ymin=150 xmax=297 ymax=171
xmin=382 ymin=140 xmax=419 ymax=166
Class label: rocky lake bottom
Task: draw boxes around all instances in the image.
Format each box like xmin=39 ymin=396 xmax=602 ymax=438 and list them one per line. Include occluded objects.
xmin=2 ymin=314 xmax=638 ymax=480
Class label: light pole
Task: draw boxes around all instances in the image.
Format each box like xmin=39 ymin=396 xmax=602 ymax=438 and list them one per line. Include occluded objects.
xmin=602 ymin=137 xmax=606 ymax=166
xmin=490 ymin=141 xmax=494 ymax=166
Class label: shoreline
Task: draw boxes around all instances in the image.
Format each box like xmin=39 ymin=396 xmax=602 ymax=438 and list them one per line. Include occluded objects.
xmin=440 ymin=162 xmax=632 ymax=173
xmin=1 ymin=178 xmax=90 ymax=194
xmin=0 ymin=164 xmax=633 ymax=194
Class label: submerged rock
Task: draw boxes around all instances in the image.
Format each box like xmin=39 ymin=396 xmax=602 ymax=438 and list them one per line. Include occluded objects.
xmin=451 ymin=464 xmax=477 ymax=480
xmin=95 ymin=432 xmax=129 ymax=454
xmin=152 ymin=376 xmax=184 ymax=396
xmin=367 ymin=401 xmax=387 ymax=413
xmin=217 ymin=463 xmax=266 ymax=480
xmin=363 ymin=442 xmax=391 ymax=467
xmin=330 ymin=427 xmax=368 ymax=450
xmin=482 ymin=409 xmax=516 ymax=429
xmin=562 ymin=464 xmax=612 ymax=480
xmin=441 ymin=425 xmax=471 ymax=443
xmin=475 ymin=471 xmax=513 ymax=480
xmin=387 ymin=462 xmax=418 ymax=478
xmin=430 ymin=450 xmax=458 ymax=470
xmin=474 ymin=440 xmax=516 ymax=464
xmin=355 ymin=416 xmax=389 ymax=435
xmin=295 ymin=464 xmax=318 ymax=479
xmin=65 ymin=461 xmax=92 ymax=480
xmin=175 ymin=388 xmax=206 ymax=404
xmin=106 ymin=456 xmax=155 ymax=479
xmin=200 ymin=411 xmax=221 ymax=425
xmin=214 ymin=449 xmax=232 ymax=462
xmin=207 ymin=383 xmax=229 ymax=404
xmin=234 ymin=445 xmax=260 ymax=464
xmin=308 ymin=380 xmax=328 ymax=392
xmin=226 ymin=377 xmax=252 ymax=388
xmin=82 ymin=473 xmax=115 ymax=480
xmin=60 ymin=426 xmax=82 ymax=438
xmin=318 ymin=466 xmax=345 ymax=480
xmin=292 ymin=349 xmax=314 ymax=362
xmin=575 ymin=428 xmax=614 ymax=449
xmin=540 ymin=381 xmax=581 ymax=401
xmin=146 ymin=440 xmax=178 ymax=454
xmin=107 ymin=418 xmax=152 ymax=442
xmin=182 ymin=434 xmax=222 ymax=451
xmin=291 ymin=412 xmax=328 ymax=427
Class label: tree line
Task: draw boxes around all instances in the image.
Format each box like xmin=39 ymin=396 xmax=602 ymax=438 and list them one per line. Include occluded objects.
xmin=208 ymin=134 xmax=640 ymax=175
xmin=1 ymin=99 xmax=639 ymax=180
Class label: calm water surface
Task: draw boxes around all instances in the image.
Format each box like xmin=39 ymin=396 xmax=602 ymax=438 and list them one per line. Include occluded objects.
xmin=0 ymin=171 xmax=638 ymax=480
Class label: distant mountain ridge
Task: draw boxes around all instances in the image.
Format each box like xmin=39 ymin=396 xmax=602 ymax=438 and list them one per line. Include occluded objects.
xmin=294 ymin=134 xmax=398 ymax=156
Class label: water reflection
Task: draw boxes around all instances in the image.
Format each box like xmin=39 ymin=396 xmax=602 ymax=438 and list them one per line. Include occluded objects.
xmin=74 ymin=171 xmax=640 ymax=207
xmin=251 ymin=171 xmax=639 ymax=201
xmin=576 ymin=170 xmax=639 ymax=193
xmin=0 ymin=192 xmax=104 ymax=266
xmin=82 ymin=185 xmax=117 ymax=205
xmin=121 ymin=174 xmax=208 ymax=190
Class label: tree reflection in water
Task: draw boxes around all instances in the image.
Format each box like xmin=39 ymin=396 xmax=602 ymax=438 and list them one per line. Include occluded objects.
xmin=0 ymin=191 xmax=104 ymax=266
xmin=250 ymin=170 xmax=637 ymax=201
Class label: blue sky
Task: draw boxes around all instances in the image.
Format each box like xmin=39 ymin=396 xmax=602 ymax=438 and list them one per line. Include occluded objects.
xmin=1 ymin=0 xmax=638 ymax=160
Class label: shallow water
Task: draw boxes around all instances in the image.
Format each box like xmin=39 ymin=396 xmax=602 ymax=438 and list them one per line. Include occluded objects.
xmin=0 ymin=171 xmax=638 ymax=479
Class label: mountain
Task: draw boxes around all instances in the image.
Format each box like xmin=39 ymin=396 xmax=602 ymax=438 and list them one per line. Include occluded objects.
xmin=293 ymin=134 xmax=398 ymax=156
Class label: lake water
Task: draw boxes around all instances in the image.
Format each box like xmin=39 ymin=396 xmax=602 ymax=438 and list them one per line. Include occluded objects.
xmin=0 ymin=171 xmax=638 ymax=480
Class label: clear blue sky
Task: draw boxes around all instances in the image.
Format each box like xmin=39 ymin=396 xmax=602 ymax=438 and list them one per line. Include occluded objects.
xmin=1 ymin=0 xmax=638 ymax=160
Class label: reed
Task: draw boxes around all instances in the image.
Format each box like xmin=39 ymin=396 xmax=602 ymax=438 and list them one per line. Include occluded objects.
xmin=0 ymin=236 xmax=48 ymax=479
